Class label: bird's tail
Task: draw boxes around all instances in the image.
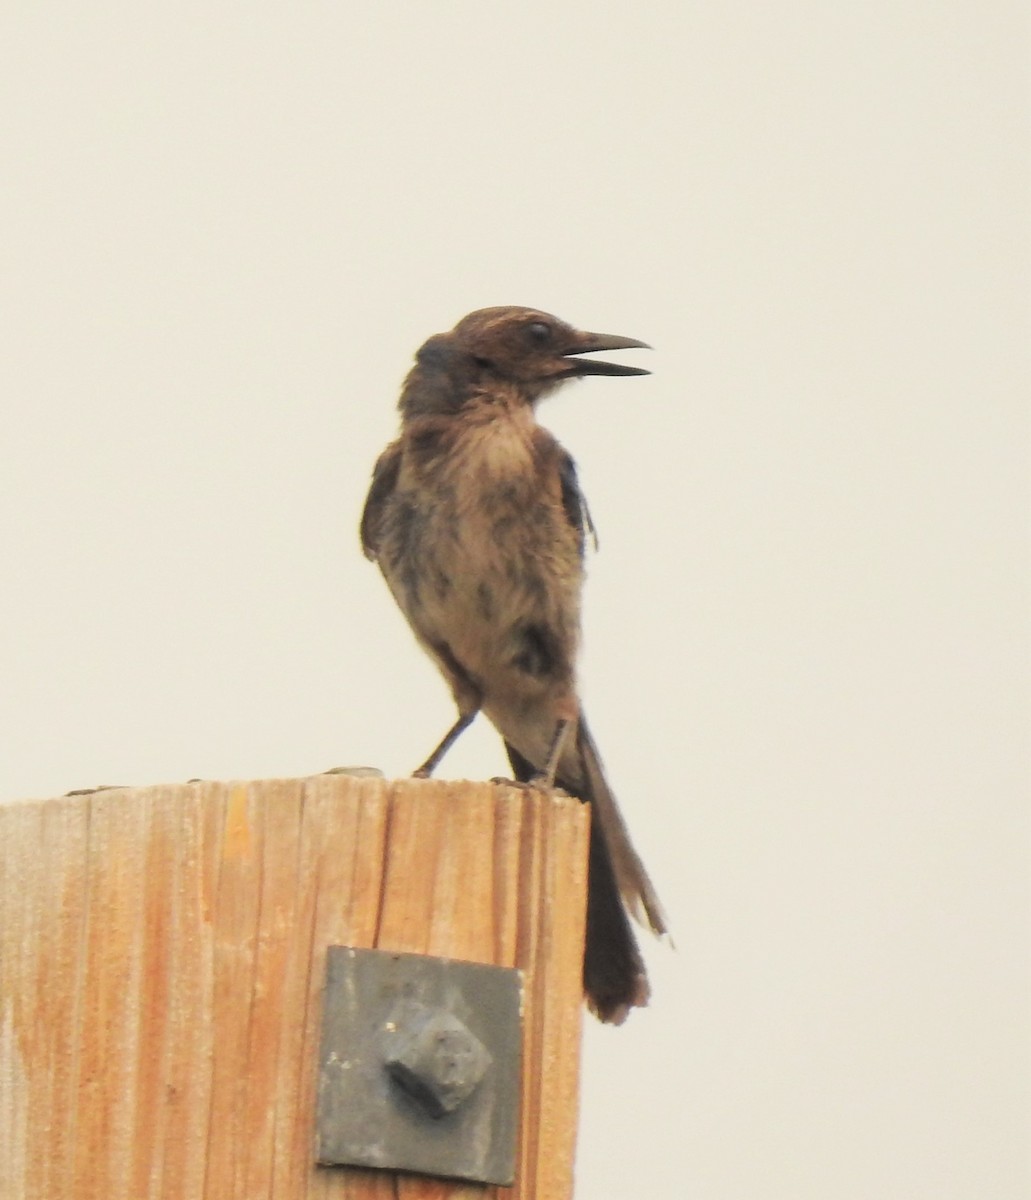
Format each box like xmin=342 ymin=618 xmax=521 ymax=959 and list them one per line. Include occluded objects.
xmin=505 ymin=717 xmax=667 ymax=1024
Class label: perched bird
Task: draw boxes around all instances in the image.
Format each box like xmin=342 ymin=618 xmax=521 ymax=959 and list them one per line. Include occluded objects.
xmin=361 ymin=306 xmax=667 ymax=1022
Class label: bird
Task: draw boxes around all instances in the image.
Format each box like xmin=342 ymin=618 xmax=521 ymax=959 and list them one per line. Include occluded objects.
xmin=360 ymin=305 xmax=667 ymax=1023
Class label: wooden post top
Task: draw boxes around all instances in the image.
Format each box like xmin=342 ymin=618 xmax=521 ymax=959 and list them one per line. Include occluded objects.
xmin=0 ymin=776 xmax=589 ymax=1200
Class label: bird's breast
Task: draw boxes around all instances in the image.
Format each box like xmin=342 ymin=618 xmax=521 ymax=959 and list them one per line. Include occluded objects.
xmin=383 ymin=413 xmax=582 ymax=700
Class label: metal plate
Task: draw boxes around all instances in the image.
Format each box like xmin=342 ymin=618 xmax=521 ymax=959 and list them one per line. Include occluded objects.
xmin=316 ymin=947 xmax=523 ymax=1186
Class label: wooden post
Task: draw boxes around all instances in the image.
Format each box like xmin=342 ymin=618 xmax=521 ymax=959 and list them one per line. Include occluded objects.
xmin=0 ymin=776 xmax=589 ymax=1200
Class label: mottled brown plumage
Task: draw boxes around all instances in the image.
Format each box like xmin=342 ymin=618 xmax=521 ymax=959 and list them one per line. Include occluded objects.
xmin=361 ymin=306 xmax=666 ymax=1022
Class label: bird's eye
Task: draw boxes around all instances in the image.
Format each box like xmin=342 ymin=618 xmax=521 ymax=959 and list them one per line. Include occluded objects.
xmin=527 ymin=321 xmax=552 ymax=344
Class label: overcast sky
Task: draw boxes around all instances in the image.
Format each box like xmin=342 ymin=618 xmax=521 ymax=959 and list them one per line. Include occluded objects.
xmin=2 ymin=4 xmax=1028 ymax=1197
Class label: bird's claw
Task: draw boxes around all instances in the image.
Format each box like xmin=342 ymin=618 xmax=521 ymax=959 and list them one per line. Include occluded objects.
xmin=490 ymin=775 xmax=552 ymax=792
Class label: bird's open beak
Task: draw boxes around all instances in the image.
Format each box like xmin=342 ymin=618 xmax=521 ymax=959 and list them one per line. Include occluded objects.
xmin=561 ymin=331 xmax=651 ymax=377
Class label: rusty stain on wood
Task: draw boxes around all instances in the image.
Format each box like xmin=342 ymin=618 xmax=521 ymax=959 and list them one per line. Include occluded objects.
xmin=0 ymin=776 xmax=588 ymax=1200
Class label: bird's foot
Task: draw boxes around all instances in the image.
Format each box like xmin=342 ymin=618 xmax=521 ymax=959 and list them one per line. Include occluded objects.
xmin=489 ymin=775 xmax=553 ymax=792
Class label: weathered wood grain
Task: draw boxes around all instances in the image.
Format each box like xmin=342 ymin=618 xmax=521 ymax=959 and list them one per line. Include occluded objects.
xmin=0 ymin=776 xmax=588 ymax=1199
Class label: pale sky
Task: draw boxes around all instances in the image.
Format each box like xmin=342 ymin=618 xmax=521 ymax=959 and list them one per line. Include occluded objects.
xmin=2 ymin=4 xmax=1028 ymax=1197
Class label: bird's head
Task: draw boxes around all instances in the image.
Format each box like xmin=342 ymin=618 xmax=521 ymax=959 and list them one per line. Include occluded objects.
xmin=451 ymin=306 xmax=650 ymax=392
xmin=400 ymin=306 xmax=650 ymax=416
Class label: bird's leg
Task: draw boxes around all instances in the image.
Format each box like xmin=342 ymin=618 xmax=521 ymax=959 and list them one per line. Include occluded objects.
xmin=533 ymin=717 xmax=573 ymax=787
xmin=412 ymin=641 xmax=483 ymax=778
xmin=412 ymin=710 xmax=478 ymax=778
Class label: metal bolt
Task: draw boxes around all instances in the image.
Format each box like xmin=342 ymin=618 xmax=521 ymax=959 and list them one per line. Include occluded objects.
xmin=382 ymin=1000 xmax=492 ymax=1118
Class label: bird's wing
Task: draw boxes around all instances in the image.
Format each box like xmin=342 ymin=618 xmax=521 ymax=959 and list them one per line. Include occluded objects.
xmin=359 ymin=439 xmax=402 ymax=560
xmin=557 ymin=451 xmax=598 ymax=554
